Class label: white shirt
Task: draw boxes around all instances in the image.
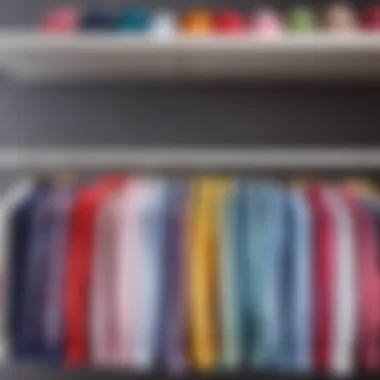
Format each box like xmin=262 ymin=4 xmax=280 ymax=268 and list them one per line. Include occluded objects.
xmin=115 ymin=179 xmax=166 ymax=369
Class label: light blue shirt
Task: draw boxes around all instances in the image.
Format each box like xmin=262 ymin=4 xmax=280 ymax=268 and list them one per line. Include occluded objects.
xmin=246 ymin=183 xmax=285 ymax=369
xmin=135 ymin=180 xmax=167 ymax=369
xmin=280 ymin=190 xmax=312 ymax=372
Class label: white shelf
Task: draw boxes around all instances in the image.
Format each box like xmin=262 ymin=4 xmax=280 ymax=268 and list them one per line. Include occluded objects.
xmin=1 ymin=31 xmax=380 ymax=81
xmin=0 ymin=147 xmax=379 ymax=170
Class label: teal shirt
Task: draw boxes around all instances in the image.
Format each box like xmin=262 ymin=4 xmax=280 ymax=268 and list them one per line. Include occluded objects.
xmin=219 ymin=185 xmax=241 ymax=368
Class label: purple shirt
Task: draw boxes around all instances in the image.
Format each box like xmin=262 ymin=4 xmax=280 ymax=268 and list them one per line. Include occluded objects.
xmin=20 ymin=187 xmax=52 ymax=358
xmin=158 ymin=183 xmax=187 ymax=371
xmin=43 ymin=189 xmax=75 ymax=361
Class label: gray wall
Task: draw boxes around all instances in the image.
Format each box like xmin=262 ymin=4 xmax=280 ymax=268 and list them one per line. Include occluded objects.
xmin=1 ymin=82 xmax=380 ymax=148
xmin=1 ymin=0 xmax=380 ymax=149
xmin=0 ymin=2 xmax=380 ymax=153
xmin=1 ymin=82 xmax=380 ymax=147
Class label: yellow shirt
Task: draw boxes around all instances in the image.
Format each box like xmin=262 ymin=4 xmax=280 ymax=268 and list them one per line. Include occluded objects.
xmin=186 ymin=178 xmax=232 ymax=370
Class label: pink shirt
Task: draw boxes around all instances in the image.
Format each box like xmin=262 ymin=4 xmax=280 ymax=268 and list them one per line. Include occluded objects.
xmin=91 ymin=187 xmax=125 ymax=367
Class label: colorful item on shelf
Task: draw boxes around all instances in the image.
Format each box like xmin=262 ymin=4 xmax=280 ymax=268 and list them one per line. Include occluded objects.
xmin=323 ymin=2 xmax=358 ymax=31
xmin=361 ymin=5 xmax=380 ymax=30
xmin=215 ymin=9 xmax=247 ymax=34
xmin=117 ymin=8 xmax=151 ymax=33
xmin=288 ymin=6 xmax=317 ymax=32
xmin=250 ymin=7 xmax=284 ymax=37
xmin=179 ymin=9 xmax=215 ymax=35
xmin=150 ymin=10 xmax=177 ymax=37
xmin=81 ymin=9 xmax=115 ymax=31
xmin=38 ymin=5 xmax=380 ymax=37
xmin=41 ymin=7 xmax=79 ymax=33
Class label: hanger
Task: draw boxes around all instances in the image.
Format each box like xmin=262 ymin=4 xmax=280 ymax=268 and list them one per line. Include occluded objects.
xmin=53 ymin=171 xmax=80 ymax=188
xmin=342 ymin=177 xmax=380 ymax=198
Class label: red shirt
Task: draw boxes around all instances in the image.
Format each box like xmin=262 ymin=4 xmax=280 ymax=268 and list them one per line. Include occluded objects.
xmin=64 ymin=176 xmax=123 ymax=366
xmin=344 ymin=193 xmax=380 ymax=372
xmin=306 ymin=185 xmax=335 ymax=372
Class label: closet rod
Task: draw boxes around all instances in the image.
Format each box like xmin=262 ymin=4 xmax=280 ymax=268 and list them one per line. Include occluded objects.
xmin=0 ymin=148 xmax=380 ymax=170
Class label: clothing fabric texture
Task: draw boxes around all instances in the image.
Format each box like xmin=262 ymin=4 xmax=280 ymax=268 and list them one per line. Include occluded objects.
xmin=3 ymin=176 xmax=380 ymax=375
xmin=0 ymin=180 xmax=32 ymax=360
xmin=65 ymin=176 xmax=123 ymax=365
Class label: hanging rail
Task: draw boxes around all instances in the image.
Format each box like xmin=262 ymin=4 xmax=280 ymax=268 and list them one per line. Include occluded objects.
xmin=0 ymin=147 xmax=379 ymax=170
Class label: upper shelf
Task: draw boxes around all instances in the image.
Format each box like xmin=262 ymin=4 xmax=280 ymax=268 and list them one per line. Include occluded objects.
xmin=2 ymin=30 xmax=380 ymax=81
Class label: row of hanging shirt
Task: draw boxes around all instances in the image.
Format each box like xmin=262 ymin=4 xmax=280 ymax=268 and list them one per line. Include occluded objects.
xmin=0 ymin=175 xmax=379 ymax=375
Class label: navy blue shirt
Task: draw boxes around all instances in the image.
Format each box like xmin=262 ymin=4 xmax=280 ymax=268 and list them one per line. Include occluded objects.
xmin=8 ymin=185 xmax=49 ymax=358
